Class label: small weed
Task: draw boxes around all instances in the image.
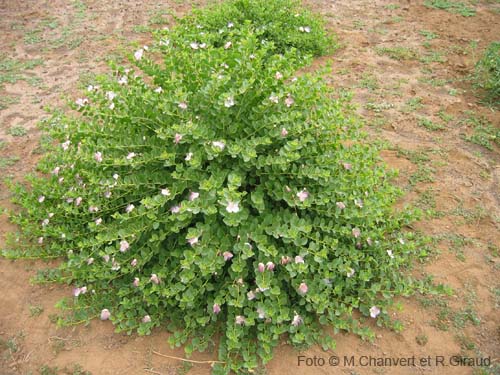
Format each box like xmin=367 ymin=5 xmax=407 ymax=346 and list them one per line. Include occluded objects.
xmin=40 ymin=365 xmax=59 ymax=375
xmin=395 ymin=147 xmax=430 ymax=165
xmin=177 ymin=362 xmax=194 ymax=375
xmin=24 ymin=29 xmax=43 ymax=44
xmin=0 ymin=156 xmax=20 ymax=169
xmin=29 ymin=304 xmax=44 ymax=317
xmin=456 ymin=334 xmax=476 ymax=350
xmin=376 ymin=46 xmax=417 ymax=60
xmin=9 ymin=125 xmax=27 ymax=137
xmin=365 ymin=101 xmax=394 ymax=112
xmin=434 ymin=233 xmax=474 ymax=261
xmin=0 ymin=95 xmax=20 ymax=110
xmin=384 ymin=4 xmax=400 ymax=9
xmin=401 ymin=97 xmax=423 ymax=113
xmin=0 ymin=57 xmax=44 ymax=89
xmin=358 ymin=72 xmax=379 ymax=91
xmin=418 ymin=117 xmax=445 ymax=131
xmin=449 ymin=88 xmax=458 ymax=96
xmin=450 ymin=202 xmax=488 ymax=224
xmin=437 ymin=109 xmax=454 ymax=123
xmin=409 ymin=165 xmax=435 ymax=187
xmin=133 ymin=25 xmax=151 ymax=33
xmin=415 ymin=334 xmax=428 ymax=346
xmin=420 ymin=51 xmax=446 ymax=64
xmin=460 ymin=113 xmax=499 ymax=150
xmin=415 ymin=188 xmax=444 ymax=218
xmin=424 ymin=0 xmax=476 ymax=17
xmin=419 ymin=76 xmax=449 ymax=87
xmin=420 ymin=30 xmax=439 ymax=40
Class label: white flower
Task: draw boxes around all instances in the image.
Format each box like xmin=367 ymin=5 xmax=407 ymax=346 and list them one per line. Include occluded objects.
xmin=295 ymin=255 xmax=304 ymax=264
xmin=87 ymin=258 xmax=94 ymax=265
xmin=113 ymin=173 xmax=119 ymax=180
xmin=212 ymin=141 xmax=225 ymax=150
xmin=336 ymin=201 xmax=346 ymax=210
xmin=347 ymin=268 xmax=355 ymax=278
xmin=285 ymin=95 xmax=294 ymax=107
xmin=224 ymin=96 xmax=235 ymax=108
xmin=150 ymin=274 xmax=160 ymax=284
xmin=52 ymin=166 xmax=60 ymax=175
xmin=304 ymin=26 xmax=311 ymax=33
xmin=189 ymin=191 xmax=199 ymax=201
xmin=94 ymin=152 xmax=103 ymax=163
xmin=387 ymin=250 xmax=395 ymax=259
xmin=104 ymin=191 xmax=112 ymax=198
xmin=269 ymin=94 xmax=279 ymax=104
xmin=126 ymin=152 xmax=136 ymax=160
xmin=275 ymin=71 xmax=283 ymax=80
xmin=292 ymin=313 xmax=303 ymax=326
xmin=159 ymin=38 xmax=170 ymax=46
xmin=75 ymin=98 xmax=88 ymax=108
xmin=95 ymin=218 xmax=102 ymax=225
xmin=227 ymin=22 xmax=234 ymax=28
xmin=352 ymin=228 xmax=361 ymax=238
xmin=224 ymin=41 xmax=232 ymax=49
xmin=106 ymin=91 xmax=117 ymax=101
xmin=370 ymin=306 xmax=380 ymax=318
xmin=142 ymin=315 xmax=151 ymax=323
xmin=109 ymin=102 xmax=115 ymax=110
xmin=161 ymin=188 xmax=170 ymax=196
xmin=185 ymin=152 xmax=193 ymax=161
xmin=154 ymin=86 xmax=163 ymax=93
xmin=38 ymin=195 xmax=45 ymax=203
xmin=87 ymin=85 xmax=95 ymax=92
xmin=247 ymin=291 xmax=256 ymax=300
xmin=61 ymin=140 xmax=71 ymax=151
xmin=235 ymin=315 xmax=246 ymax=325
xmin=126 ymin=204 xmax=135 ymax=213
xmin=257 ymin=308 xmax=265 ymax=319
xmin=75 ymin=197 xmax=82 ymax=206
xmin=38 ymin=237 xmax=44 ymax=244
xmin=118 ymin=76 xmax=128 ymax=85
xmin=226 ymin=201 xmax=240 ymax=213
xmin=299 ymin=26 xmax=305 ymax=32
xmin=187 ymin=236 xmax=199 ymax=246
xmin=296 ymin=189 xmax=309 ymax=202
xmin=133 ymin=277 xmax=139 ymax=287
xmin=89 ymin=206 xmax=98 ymax=213
xmin=190 ymin=42 xmax=199 ymax=50
xmin=134 ymin=49 xmax=144 ymax=60
xmin=131 ymin=259 xmax=138 ymax=267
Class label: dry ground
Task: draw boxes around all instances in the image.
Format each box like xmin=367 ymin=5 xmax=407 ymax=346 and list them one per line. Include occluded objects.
xmin=0 ymin=0 xmax=499 ymax=374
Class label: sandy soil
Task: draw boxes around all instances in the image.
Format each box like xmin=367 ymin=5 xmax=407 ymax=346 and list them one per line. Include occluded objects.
xmin=0 ymin=0 xmax=499 ymax=374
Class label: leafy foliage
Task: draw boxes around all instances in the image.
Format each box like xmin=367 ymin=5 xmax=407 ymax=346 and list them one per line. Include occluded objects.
xmin=3 ymin=1 xmax=440 ymax=373
xmin=474 ymin=41 xmax=500 ymax=105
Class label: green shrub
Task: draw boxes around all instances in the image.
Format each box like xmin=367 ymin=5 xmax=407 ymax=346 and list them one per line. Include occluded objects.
xmin=3 ymin=1 xmax=439 ymax=373
xmin=474 ymin=41 xmax=500 ymax=105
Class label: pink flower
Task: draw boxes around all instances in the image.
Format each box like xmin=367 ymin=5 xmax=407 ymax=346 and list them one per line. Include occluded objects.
xmin=134 ymin=49 xmax=144 ymax=61
xmin=343 ymin=162 xmax=352 ymax=170
xmin=281 ymin=256 xmax=291 ymax=265
xmin=235 ymin=315 xmax=245 ymax=325
xmin=296 ymin=189 xmax=309 ymax=202
xmin=189 ymin=191 xmax=199 ymax=201
xmin=223 ymin=251 xmax=233 ymax=261
xmin=170 ymin=205 xmax=180 ymax=213
xmin=352 ymin=228 xmax=361 ymax=238
xmin=370 ymin=306 xmax=380 ymax=318
xmin=120 ymin=240 xmax=129 ymax=252
xmin=126 ymin=152 xmax=136 ymax=160
xmin=89 ymin=206 xmax=99 ymax=213
xmin=294 ymin=255 xmax=304 ymax=264
xmin=291 ymin=314 xmax=303 ymax=326
xmin=281 ymin=128 xmax=288 ymax=137
xmin=75 ymin=98 xmax=88 ymax=108
xmin=161 ymin=188 xmax=170 ymax=196
xmin=275 ymin=71 xmax=283 ymax=80
xmin=38 ymin=195 xmax=45 ymax=203
xmin=131 ymin=259 xmax=138 ymax=267
xmin=104 ymin=191 xmax=112 ymax=198
xmin=125 ymin=204 xmax=135 ymax=213
xmin=257 ymin=263 xmax=265 ymax=273
xmin=213 ymin=303 xmax=221 ymax=314
xmin=150 ymin=274 xmax=160 ymax=284
xmin=285 ymin=95 xmax=294 ymax=107
xmin=266 ymin=262 xmax=275 ymax=271
xmin=247 ymin=291 xmax=256 ymax=300
xmin=178 ymin=102 xmax=187 ymax=110
xmin=94 ymin=152 xmax=103 ymax=163
xmin=226 ymin=201 xmax=240 ymax=213
xmin=102 ymin=254 xmax=110 ymax=263
xmin=52 ymin=167 xmax=60 ymax=175
xmin=133 ymin=277 xmax=140 ymax=287
xmin=100 ymin=309 xmax=111 ymax=321
xmin=336 ymin=202 xmax=346 ymax=210
xmin=187 ymin=236 xmax=199 ymax=246
xmin=75 ymin=197 xmax=82 ymax=206
xmin=142 ymin=315 xmax=151 ymax=323
xmin=298 ymin=282 xmax=308 ymax=295
xmin=174 ymin=133 xmax=183 ymax=144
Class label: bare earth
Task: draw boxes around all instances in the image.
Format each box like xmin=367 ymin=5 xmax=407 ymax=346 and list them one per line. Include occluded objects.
xmin=0 ymin=0 xmax=499 ymax=374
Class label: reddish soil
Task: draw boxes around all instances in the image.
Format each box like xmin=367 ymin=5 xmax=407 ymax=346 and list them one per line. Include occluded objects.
xmin=0 ymin=1 xmax=499 ymax=374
